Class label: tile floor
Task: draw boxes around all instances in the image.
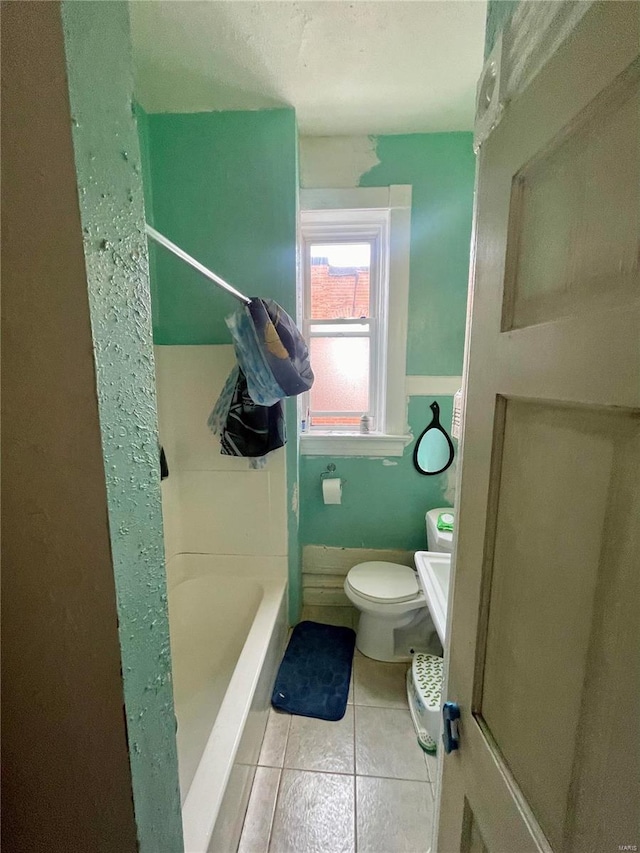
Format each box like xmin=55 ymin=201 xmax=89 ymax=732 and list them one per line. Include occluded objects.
xmin=238 ymin=606 xmax=437 ymax=853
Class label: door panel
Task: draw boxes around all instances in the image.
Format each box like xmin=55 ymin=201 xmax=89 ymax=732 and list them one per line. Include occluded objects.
xmin=503 ymin=63 xmax=639 ymax=331
xmin=480 ymin=401 xmax=639 ymax=851
xmin=437 ymin=3 xmax=640 ymax=851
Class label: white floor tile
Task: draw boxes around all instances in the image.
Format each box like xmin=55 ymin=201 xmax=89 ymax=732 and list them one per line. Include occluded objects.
xmin=258 ymin=709 xmax=291 ymax=768
xmin=354 ymin=656 xmax=409 ymax=709
xmin=284 ymin=706 xmax=354 ymax=774
xmin=269 ymin=770 xmax=355 ymax=853
xmin=356 ymin=776 xmax=434 ymax=853
xmin=238 ymin=767 xmax=281 ymax=853
xmin=355 ymin=706 xmax=429 ymax=781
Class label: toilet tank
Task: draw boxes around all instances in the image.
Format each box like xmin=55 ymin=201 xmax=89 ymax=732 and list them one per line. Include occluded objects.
xmin=425 ymin=507 xmax=455 ymax=553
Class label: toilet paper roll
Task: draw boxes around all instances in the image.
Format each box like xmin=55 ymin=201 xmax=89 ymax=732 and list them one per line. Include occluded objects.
xmin=322 ymin=477 xmax=342 ymax=505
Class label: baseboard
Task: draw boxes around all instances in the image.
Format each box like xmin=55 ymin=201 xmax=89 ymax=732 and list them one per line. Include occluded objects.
xmin=302 ymin=545 xmax=415 ymax=606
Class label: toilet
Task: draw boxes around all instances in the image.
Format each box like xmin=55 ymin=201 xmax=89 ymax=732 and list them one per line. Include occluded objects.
xmin=344 ymin=507 xmax=455 ymax=662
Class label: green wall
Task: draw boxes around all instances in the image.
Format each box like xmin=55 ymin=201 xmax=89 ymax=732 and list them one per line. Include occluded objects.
xmin=301 ymin=397 xmax=454 ymax=551
xmin=299 ymin=133 xmax=475 ymax=551
xmin=362 ymin=134 xmax=475 ymax=376
xmin=61 ymin=4 xmax=183 ymax=850
xmin=143 ymin=109 xmax=297 ymax=343
xmin=138 ymin=108 xmax=302 ymax=617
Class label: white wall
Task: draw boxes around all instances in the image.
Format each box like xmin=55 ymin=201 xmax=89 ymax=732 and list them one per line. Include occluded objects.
xmin=155 ymin=346 xmax=288 ymax=578
xmin=299 ymin=136 xmax=381 ymax=188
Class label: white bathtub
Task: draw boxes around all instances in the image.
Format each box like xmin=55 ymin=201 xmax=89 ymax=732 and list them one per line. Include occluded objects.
xmin=166 ymin=553 xmax=288 ymax=853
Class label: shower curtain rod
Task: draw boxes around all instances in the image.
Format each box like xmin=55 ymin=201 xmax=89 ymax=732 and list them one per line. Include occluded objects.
xmin=144 ymin=224 xmax=252 ymax=306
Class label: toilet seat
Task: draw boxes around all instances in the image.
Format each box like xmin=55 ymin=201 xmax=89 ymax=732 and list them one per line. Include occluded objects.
xmin=346 ymin=562 xmax=420 ymax=604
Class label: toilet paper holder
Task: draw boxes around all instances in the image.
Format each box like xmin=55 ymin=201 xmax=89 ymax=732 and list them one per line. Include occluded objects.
xmin=320 ymin=463 xmax=347 ymax=485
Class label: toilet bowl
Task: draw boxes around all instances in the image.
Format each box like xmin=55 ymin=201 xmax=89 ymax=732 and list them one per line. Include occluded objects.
xmin=344 ymin=507 xmax=455 ymax=662
xmin=344 ymin=562 xmax=430 ymax=662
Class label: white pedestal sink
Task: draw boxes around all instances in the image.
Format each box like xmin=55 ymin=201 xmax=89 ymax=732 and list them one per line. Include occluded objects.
xmin=414 ymin=551 xmax=451 ymax=646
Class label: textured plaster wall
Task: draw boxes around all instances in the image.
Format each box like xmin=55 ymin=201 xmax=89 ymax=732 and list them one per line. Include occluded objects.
xmin=1 ymin=3 xmax=139 ymax=848
xmin=137 ymin=108 xmax=302 ymax=618
xmin=484 ymin=0 xmax=519 ymax=57
xmin=61 ymin=3 xmax=183 ymax=850
xmin=298 ymin=133 xmax=475 ymax=551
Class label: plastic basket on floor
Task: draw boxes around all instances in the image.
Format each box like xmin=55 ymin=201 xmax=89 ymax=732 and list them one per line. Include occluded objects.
xmin=407 ymin=653 xmax=443 ymax=754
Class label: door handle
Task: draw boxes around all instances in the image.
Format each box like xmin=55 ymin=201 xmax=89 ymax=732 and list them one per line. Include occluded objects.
xmin=442 ymin=701 xmax=460 ymax=753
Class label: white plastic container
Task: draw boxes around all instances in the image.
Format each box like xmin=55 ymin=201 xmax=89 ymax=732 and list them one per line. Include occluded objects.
xmin=407 ymin=652 xmax=443 ymax=753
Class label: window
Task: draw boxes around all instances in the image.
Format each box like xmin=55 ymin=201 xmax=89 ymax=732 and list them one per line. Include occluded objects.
xmin=304 ymin=221 xmax=385 ymax=431
xmin=299 ymin=187 xmax=412 ymax=456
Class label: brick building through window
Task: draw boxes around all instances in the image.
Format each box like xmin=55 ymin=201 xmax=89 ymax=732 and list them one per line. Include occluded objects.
xmin=310 ymin=258 xmax=370 ymax=320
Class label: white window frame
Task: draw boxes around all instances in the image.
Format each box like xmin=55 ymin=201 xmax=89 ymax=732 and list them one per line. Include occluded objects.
xmin=302 ymin=211 xmax=386 ymax=432
xmin=299 ymin=186 xmax=412 ymax=457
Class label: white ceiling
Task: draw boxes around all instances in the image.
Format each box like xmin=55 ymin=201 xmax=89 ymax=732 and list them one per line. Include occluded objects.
xmin=130 ymin=1 xmax=487 ymax=136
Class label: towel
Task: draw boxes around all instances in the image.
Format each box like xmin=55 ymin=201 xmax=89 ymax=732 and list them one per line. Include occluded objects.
xmin=246 ymin=299 xmax=314 ymax=401
xmin=208 ymin=365 xmax=286 ymax=461
xmin=209 ymin=298 xmax=313 ymax=464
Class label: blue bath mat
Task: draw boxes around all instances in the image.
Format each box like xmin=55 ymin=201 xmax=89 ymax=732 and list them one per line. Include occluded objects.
xmin=271 ymin=621 xmax=356 ymax=721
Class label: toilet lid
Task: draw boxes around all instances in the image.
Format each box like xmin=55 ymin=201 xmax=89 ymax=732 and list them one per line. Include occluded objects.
xmin=347 ymin=562 xmax=420 ymax=604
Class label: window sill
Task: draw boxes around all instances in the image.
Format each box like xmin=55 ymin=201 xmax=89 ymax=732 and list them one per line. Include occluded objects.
xmin=299 ymin=432 xmax=412 ymax=457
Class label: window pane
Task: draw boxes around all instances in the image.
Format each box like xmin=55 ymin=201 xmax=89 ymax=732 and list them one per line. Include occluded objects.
xmin=310 ymin=243 xmax=371 ymax=320
xmin=310 ymin=322 xmax=370 ymax=336
xmin=309 ymin=337 xmax=369 ymax=423
xmin=312 ymin=414 xmax=363 ymax=427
